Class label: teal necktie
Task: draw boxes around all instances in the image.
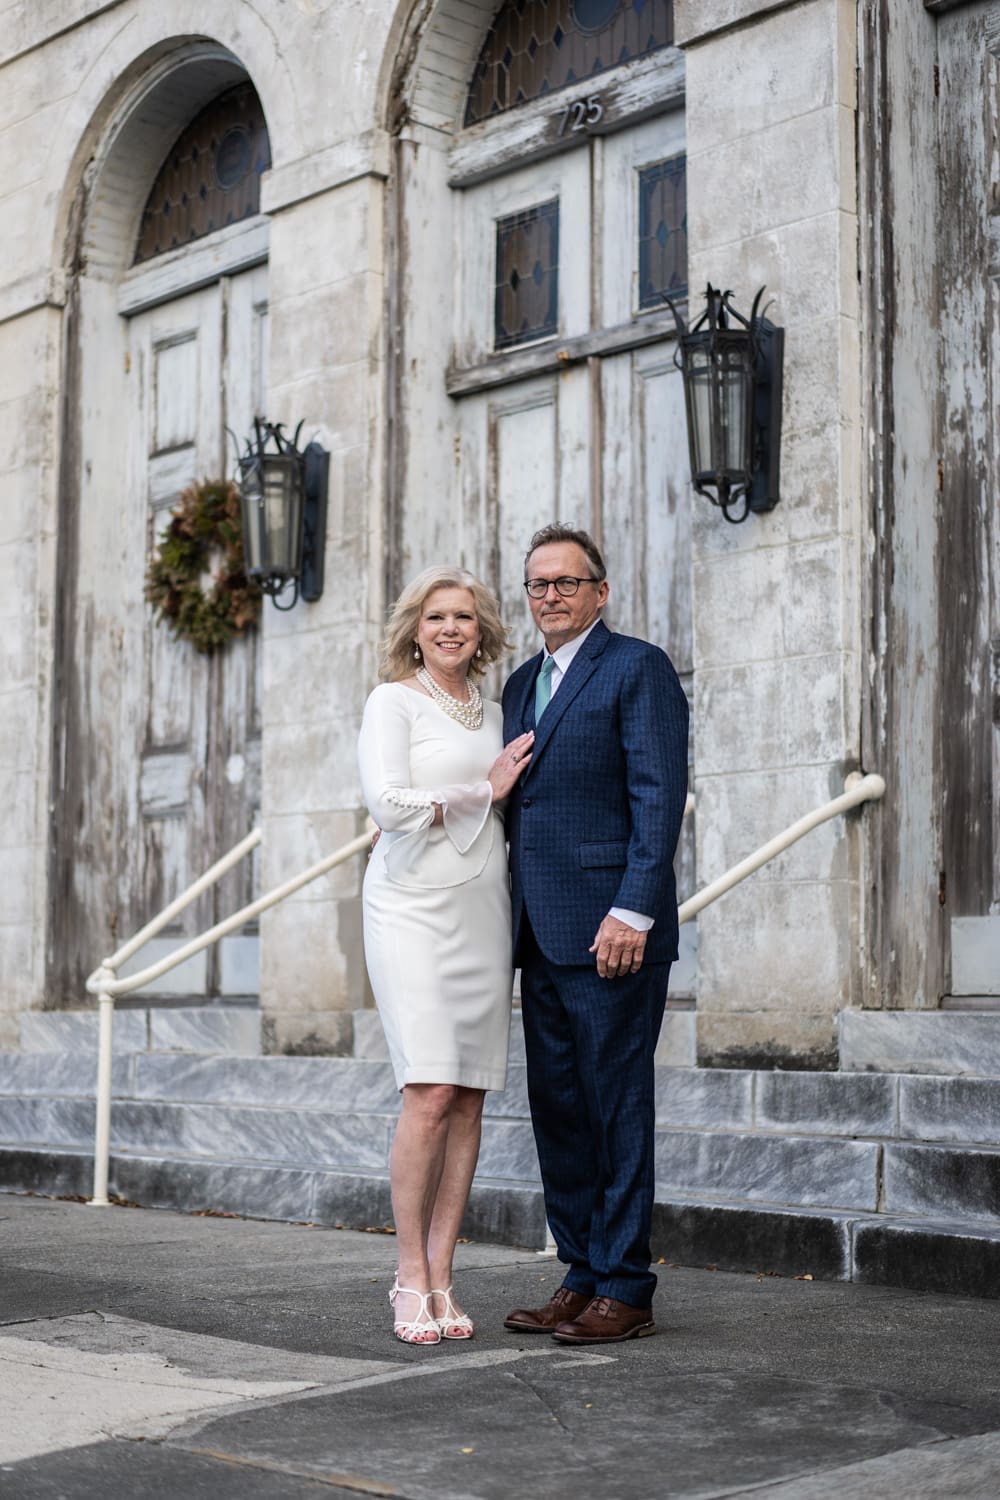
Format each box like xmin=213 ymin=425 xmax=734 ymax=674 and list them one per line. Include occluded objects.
xmin=535 ymin=655 xmax=555 ymax=722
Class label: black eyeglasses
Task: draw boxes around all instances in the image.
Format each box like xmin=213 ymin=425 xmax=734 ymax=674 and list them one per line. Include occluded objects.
xmin=523 ymin=576 xmax=601 ymax=599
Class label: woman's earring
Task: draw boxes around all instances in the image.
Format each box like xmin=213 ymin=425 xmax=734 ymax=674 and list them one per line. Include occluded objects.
xmin=414 ymin=645 xmax=420 ymax=659
xmin=475 ymin=646 xmax=482 ymax=658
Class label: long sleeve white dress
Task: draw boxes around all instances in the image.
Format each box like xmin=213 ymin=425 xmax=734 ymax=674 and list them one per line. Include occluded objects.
xmin=358 ymin=682 xmax=512 ymax=1091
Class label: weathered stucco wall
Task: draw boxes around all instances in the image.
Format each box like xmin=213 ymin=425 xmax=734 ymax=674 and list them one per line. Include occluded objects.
xmin=3 ymin=0 xmax=991 ymax=1059
xmin=0 ymin=0 xmax=407 ymax=1049
xmin=678 ymin=0 xmax=864 ymax=1067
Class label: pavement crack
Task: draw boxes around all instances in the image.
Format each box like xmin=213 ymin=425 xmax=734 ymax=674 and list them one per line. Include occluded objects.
xmin=508 ymin=1366 xmax=572 ymax=1434
xmin=182 ymin=1444 xmax=421 ymax=1496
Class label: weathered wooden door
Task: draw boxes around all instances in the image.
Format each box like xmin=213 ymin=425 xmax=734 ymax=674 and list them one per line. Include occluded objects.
xmin=442 ymin=116 xmax=695 ymax=984
xmin=936 ymin=5 xmax=1000 ymax=992
xmin=119 ymin=266 xmax=268 ymax=997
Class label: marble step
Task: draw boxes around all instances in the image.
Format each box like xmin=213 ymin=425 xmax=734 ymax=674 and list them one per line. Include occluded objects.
xmin=650 ymin=1196 xmax=1000 ymax=1300
xmin=0 ymin=1092 xmax=540 ymax=1182
xmin=3 ymin=1143 xmax=999 ymax=1300
xmin=18 ymin=1006 xmax=261 ymax=1057
xmin=654 ymin=1131 xmax=880 ymax=1213
xmin=349 ymin=1005 xmax=698 ymax=1068
xmin=840 ymin=1010 xmax=1000 ymax=1076
xmin=6 ymin=1080 xmax=1000 ymax=1218
xmin=7 ymin=1054 xmax=1000 ymax=1149
xmin=0 ymin=1053 xmax=527 ymax=1121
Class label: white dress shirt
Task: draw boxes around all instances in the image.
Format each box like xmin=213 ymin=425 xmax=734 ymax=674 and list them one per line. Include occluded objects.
xmin=540 ymin=622 xmax=654 ymax=935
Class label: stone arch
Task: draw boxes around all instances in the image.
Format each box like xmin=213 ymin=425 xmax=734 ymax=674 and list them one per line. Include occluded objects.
xmin=47 ymin=7 xmax=301 ymax=285
xmin=46 ymin=34 xmax=277 ymax=1004
xmin=77 ymin=43 xmax=256 ymax=282
xmin=379 ymin=0 xmax=499 ymax=135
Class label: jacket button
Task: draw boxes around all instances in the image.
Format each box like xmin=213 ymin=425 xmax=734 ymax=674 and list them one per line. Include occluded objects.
xmin=522 ymin=798 xmax=533 ymax=808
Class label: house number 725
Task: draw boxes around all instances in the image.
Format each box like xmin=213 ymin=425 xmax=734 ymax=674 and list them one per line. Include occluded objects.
xmin=556 ymin=95 xmax=604 ymax=135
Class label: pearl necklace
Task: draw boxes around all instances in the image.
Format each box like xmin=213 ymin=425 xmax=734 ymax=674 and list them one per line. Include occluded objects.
xmin=416 ymin=667 xmax=484 ymax=730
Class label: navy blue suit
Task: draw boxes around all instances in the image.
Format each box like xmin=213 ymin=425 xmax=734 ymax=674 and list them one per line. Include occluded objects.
xmin=503 ymin=619 xmax=689 ymax=1306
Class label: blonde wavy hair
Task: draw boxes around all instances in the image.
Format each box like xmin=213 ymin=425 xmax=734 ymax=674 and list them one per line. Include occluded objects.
xmin=379 ymin=566 xmax=510 ymax=682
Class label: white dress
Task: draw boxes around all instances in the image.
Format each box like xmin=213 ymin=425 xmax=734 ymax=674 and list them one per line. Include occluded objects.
xmin=358 ymin=682 xmax=512 ymax=1091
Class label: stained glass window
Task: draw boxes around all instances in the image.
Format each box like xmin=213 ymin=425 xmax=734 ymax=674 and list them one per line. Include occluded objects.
xmin=494 ymin=200 xmax=560 ymax=351
xmin=134 ymin=84 xmax=271 ymax=265
xmin=465 ymin=0 xmax=674 ymax=126
xmin=638 ymin=155 xmax=687 ymax=308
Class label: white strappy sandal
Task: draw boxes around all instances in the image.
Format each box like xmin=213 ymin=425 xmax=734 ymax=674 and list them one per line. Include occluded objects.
xmin=389 ymin=1272 xmax=441 ymax=1345
xmin=432 ymin=1285 xmax=474 ymax=1340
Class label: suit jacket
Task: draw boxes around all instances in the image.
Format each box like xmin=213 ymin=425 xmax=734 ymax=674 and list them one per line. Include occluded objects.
xmin=502 ymin=618 xmax=689 ymax=968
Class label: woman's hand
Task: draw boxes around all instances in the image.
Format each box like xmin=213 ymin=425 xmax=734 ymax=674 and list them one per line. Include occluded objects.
xmin=488 ymin=731 xmax=534 ymax=802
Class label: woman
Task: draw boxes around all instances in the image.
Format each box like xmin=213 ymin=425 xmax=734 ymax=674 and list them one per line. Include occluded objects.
xmin=358 ymin=567 xmax=533 ymax=1345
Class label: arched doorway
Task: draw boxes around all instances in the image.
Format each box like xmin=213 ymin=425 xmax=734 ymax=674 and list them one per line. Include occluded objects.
xmin=48 ymin=49 xmax=270 ymax=1007
xmin=385 ymin=0 xmax=696 ymax=994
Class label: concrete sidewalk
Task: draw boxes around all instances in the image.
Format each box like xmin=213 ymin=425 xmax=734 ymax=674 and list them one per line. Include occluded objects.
xmin=2 ymin=1193 xmax=1000 ymax=1499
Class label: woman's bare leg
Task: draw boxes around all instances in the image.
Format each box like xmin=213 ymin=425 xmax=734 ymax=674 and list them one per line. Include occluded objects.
xmin=390 ymin=1083 xmax=458 ymax=1332
xmin=428 ymin=1087 xmax=486 ymax=1320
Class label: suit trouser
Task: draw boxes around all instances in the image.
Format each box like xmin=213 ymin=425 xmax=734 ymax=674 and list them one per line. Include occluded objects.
xmin=518 ymin=917 xmax=669 ymax=1307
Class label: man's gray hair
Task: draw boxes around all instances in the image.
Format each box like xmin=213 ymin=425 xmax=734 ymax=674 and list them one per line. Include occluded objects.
xmin=524 ymin=524 xmax=607 ymax=582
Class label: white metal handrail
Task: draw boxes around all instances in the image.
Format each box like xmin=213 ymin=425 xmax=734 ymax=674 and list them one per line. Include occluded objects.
xmin=96 ymin=827 xmax=263 ymax=977
xmin=677 ymin=772 xmax=885 ymax=925
xmin=85 ymin=823 xmax=373 ymax=1207
xmin=83 ymin=774 xmax=881 ymax=1209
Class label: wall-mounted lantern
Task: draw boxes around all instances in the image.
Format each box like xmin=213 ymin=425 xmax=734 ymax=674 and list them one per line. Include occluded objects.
xmin=238 ymin=418 xmax=329 ymax=609
xmin=667 ymin=284 xmax=784 ymax=524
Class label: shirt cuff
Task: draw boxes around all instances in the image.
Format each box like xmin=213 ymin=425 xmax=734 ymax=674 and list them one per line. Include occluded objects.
xmin=608 ymin=907 xmax=654 ymax=932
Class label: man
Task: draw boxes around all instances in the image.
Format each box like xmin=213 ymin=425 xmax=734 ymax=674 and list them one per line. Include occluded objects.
xmin=501 ymin=524 xmax=689 ymax=1345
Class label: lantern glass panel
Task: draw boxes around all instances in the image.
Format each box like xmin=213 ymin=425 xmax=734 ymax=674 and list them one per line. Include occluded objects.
xmin=260 ymin=456 xmax=304 ymax=579
xmin=686 ymin=343 xmax=714 ymax=478
xmin=717 ymin=349 xmax=749 ymax=475
xmin=239 ymin=461 xmax=266 ymax=577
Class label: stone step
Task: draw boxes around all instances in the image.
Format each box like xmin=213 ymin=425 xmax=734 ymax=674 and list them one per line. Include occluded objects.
xmin=5 ymin=1079 xmax=999 ymax=1219
xmin=16 ymin=1001 xmax=696 ymax=1068
xmin=348 ymin=1005 xmax=698 ymax=1068
xmin=840 ymin=1010 xmax=1000 ymax=1076
xmin=7 ymin=1054 xmax=1000 ymax=1149
xmin=654 ymin=1131 xmax=880 ymax=1212
xmin=0 ymin=1053 xmax=529 ymax=1120
xmin=2 ymin=1144 xmax=999 ymax=1301
xmin=0 ymin=1092 xmax=539 ymax=1182
xmin=18 ymin=1006 xmax=261 ymax=1057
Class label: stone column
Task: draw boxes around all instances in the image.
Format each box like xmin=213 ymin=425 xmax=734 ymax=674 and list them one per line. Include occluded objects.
xmin=675 ymin=0 xmax=863 ymax=1067
xmin=0 ymin=294 xmax=63 ymax=1050
xmin=257 ymin=143 xmax=389 ymax=1054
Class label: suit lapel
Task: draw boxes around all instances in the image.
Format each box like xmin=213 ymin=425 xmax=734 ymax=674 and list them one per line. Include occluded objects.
xmin=522 ymin=620 xmax=610 ymax=776
xmin=515 ymin=650 xmax=543 ymax=733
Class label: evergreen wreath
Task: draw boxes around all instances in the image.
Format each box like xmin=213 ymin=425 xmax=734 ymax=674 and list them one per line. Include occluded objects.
xmin=145 ymin=478 xmax=262 ymax=653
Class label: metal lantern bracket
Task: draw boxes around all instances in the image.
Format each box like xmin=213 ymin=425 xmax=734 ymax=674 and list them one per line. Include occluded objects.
xmin=300 ymin=441 xmax=329 ymax=605
xmin=235 ymin=418 xmax=328 ymax=608
xmin=749 ymin=308 xmax=784 ymax=517
xmin=666 ymin=284 xmax=785 ymax=524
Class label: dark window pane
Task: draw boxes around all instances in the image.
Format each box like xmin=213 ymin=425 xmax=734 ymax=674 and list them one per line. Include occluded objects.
xmin=465 ymin=0 xmax=673 ymax=126
xmin=134 ymin=84 xmax=271 ymax=265
xmin=494 ymin=200 xmax=560 ymax=351
xmin=638 ymin=154 xmax=687 ymax=309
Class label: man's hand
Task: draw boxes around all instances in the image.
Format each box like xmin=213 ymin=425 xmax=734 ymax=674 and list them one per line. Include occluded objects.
xmin=589 ymin=915 xmax=647 ymax=978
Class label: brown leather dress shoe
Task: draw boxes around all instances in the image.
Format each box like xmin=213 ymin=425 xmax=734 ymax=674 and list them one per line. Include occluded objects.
xmin=551 ymin=1295 xmax=656 ymax=1344
xmin=503 ymin=1285 xmax=592 ymax=1333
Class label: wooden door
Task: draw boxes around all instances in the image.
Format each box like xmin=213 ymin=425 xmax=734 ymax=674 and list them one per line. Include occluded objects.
xmin=442 ymin=151 xmax=593 ymax=691
xmin=449 ymin=115 xmax=695 ymax=979
xmin=119 ymin=266 xmax=267 ymax=997
xmin=936 ymin=7 xmax=1000 ymax=989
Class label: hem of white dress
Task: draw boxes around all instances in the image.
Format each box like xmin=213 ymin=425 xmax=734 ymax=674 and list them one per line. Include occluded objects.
xmin=397 ymin=1066 xmax=509 ymax=1093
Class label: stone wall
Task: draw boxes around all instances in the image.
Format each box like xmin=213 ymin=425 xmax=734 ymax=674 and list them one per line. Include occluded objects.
xmin=0 ymin=0 xmax=402 ymax=1049
xmin=257 ymin=167 xmax=390 ymax=1053
xmin=676 ymin=0 xmax=864 ymax=1066
xmin=3 ymin=0 xmax=981 ymax=1061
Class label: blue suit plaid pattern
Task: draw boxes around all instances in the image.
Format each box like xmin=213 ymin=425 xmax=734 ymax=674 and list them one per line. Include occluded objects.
xmin=502 ymin=620 xmax=689 ymax=1306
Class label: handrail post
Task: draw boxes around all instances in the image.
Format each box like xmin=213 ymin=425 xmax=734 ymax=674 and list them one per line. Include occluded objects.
xmin=89 ymin=977 xmax=115 ymax=1207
